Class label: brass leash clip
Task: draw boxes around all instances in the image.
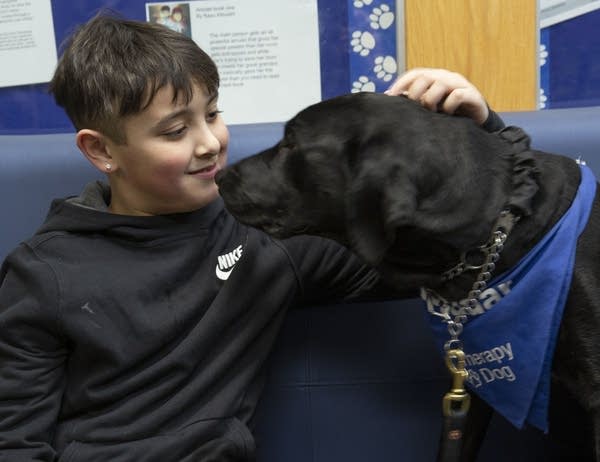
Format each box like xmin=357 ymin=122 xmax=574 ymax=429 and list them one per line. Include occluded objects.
xmin=442 ymin=348 xmax=471 ymax=417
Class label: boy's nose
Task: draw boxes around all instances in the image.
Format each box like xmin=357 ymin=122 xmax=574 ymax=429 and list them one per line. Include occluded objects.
xmin=193 ymin=125 xmax=221 ymax=157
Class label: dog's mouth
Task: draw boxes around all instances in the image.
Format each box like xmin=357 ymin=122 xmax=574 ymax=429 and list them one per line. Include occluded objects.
xmin=219 ymin=200 xmax=297 ymax=238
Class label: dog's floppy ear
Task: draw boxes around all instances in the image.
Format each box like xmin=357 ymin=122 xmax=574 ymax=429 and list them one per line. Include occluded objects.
xmin=345 ymin=149 xmax=417 ymax=267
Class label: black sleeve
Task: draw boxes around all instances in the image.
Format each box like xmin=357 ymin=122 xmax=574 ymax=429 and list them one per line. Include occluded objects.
xmin=280 ymin=235 xmax=411 ymax=306
xmin=481 ymin=107 xmax=506 ymax=133
xmin=0 ymin=246 xmax=66 ymax=461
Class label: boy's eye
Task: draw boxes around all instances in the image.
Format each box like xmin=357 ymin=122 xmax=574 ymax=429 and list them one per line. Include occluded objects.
xmin=207 ymin=110 xmax=223 ymax=122
xmin=164 ymin=126 xmax=187 ymax=138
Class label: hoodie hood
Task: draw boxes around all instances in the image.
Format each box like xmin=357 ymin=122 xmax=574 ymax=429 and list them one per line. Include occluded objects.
xmin=36 ymin=181 xmax=226 ymax=242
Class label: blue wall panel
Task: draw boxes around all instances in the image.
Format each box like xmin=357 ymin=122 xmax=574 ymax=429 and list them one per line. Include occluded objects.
xmin=542 ymin=8 xmax=600 ymax=109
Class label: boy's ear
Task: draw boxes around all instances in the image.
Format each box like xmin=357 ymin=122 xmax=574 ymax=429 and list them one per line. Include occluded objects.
xmin=76 ymin=129 xmax=116 ymax=174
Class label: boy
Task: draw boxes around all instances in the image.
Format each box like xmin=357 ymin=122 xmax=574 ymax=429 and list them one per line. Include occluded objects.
xmin=0 ymin=12 xmax=501 ymax=461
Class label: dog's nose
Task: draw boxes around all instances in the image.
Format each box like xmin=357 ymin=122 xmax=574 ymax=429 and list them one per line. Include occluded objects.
xmin=215 ymin=167 xmax=238 ymax=185
xmin=215 ymin=167 xmax=242 ymax=196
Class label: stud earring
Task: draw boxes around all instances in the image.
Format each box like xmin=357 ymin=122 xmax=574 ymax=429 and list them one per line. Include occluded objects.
xmin=105 ymin=163 xmax=112 ymax=171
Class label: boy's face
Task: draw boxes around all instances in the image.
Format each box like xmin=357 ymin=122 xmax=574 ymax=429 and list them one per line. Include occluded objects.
xmin=106 ymin=83 xmax=228 ymax=215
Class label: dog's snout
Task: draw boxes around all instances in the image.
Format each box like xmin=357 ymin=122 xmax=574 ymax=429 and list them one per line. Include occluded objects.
xmin=215 ymin=167 xmax=232 ymax=185
xmin=215 ymin=167 xmax=241 ymax=191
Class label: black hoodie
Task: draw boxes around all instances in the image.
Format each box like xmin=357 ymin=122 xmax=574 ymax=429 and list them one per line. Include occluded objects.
xmin=0 ymin=182 xmax=384 ymax=461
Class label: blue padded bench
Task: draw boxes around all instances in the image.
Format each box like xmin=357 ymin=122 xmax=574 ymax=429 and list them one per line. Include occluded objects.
xmin=1 ymin=105 xmax=600 ymax=461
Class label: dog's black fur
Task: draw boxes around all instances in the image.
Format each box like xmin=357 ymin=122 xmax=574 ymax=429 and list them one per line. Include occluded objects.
xmin=216 ymin=92 xmax=600 ymax=460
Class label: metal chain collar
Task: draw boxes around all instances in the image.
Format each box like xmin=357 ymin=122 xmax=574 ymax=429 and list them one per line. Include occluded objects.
xmin=425 ymin=210 xmax=520 ymax=350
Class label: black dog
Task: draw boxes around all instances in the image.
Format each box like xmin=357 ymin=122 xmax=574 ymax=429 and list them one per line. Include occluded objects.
xmin=216 ymin=92 xmax=600 ymax=460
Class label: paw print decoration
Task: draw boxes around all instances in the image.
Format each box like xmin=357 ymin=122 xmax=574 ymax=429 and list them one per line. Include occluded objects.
xmin=348 ymin=2 xmax=397 ymax=92
xmin=369 ymin=4 xmax=395 ymax=30
xmin=351 ymin=76 xmax=376 ymax=93
xmin=373 ymin=55 xmax=397 ymax=82
xmin=351 ymin=30 xmax=375 ymax=57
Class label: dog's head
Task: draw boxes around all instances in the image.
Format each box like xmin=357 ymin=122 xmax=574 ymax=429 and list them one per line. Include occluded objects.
xmin=216 ymin=93 xmax=513 ymax=272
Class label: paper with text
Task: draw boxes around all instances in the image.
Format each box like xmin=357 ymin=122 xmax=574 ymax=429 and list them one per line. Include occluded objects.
xmin=0 ymin=0 xmax=57 ymax=88
xmin=147 ymin=0 xmax=321 ymax=125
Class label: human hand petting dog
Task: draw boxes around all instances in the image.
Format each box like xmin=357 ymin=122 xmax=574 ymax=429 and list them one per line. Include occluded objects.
xmin=385 ymin=68 xmax=489 ymax=126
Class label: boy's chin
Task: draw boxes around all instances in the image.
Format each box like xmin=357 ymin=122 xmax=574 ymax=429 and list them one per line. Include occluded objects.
xmin=191 ymin=186 xmax=221 ymax=209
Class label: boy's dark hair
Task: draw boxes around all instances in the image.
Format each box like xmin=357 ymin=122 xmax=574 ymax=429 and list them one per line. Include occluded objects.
xmin=49 ymin=11 xmax=219 ymax=143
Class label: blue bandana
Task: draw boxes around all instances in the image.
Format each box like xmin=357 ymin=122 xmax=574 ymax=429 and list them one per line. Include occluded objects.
xmin=422 ymin=163 xmax=597 ymax=432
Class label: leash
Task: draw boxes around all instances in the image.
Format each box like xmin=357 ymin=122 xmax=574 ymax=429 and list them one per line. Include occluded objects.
xmin=428 ymin=210 xmax=520 ymax=462
xmin=430 ymin=127 xmax=541 ymax=455
xmin=437 ymin=349 xmax=470 ymax=462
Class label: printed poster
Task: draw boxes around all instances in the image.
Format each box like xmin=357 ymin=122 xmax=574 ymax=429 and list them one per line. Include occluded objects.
xmin=146 ymin=0 xmax=321 ymax=125
xmin=0 ymin=0 xmax=58 ymax=88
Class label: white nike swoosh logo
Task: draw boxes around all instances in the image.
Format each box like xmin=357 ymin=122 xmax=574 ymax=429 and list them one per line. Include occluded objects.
xmin=216 ymin=265 xmax=234 ymax=281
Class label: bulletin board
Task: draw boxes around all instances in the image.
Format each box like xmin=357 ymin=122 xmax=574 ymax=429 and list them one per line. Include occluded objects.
xmin=0 ymin=0 xmax=398 ymax=134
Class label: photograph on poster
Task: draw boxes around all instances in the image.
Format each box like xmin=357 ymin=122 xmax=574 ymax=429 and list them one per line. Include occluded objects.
xmin=146 ymin=0 xmax=320 ymax=125
xmin=0 ymin=0 xmax=57 ymax=88
xmin=147 ymin=2 xmax=192 ymax=37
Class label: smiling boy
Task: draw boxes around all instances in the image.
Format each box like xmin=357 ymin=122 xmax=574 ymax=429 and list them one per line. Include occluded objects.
xmin=0 ymin=12 xmax=500 ymax=462
xmin=78 ymin=83 xmax=227 ymax=215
